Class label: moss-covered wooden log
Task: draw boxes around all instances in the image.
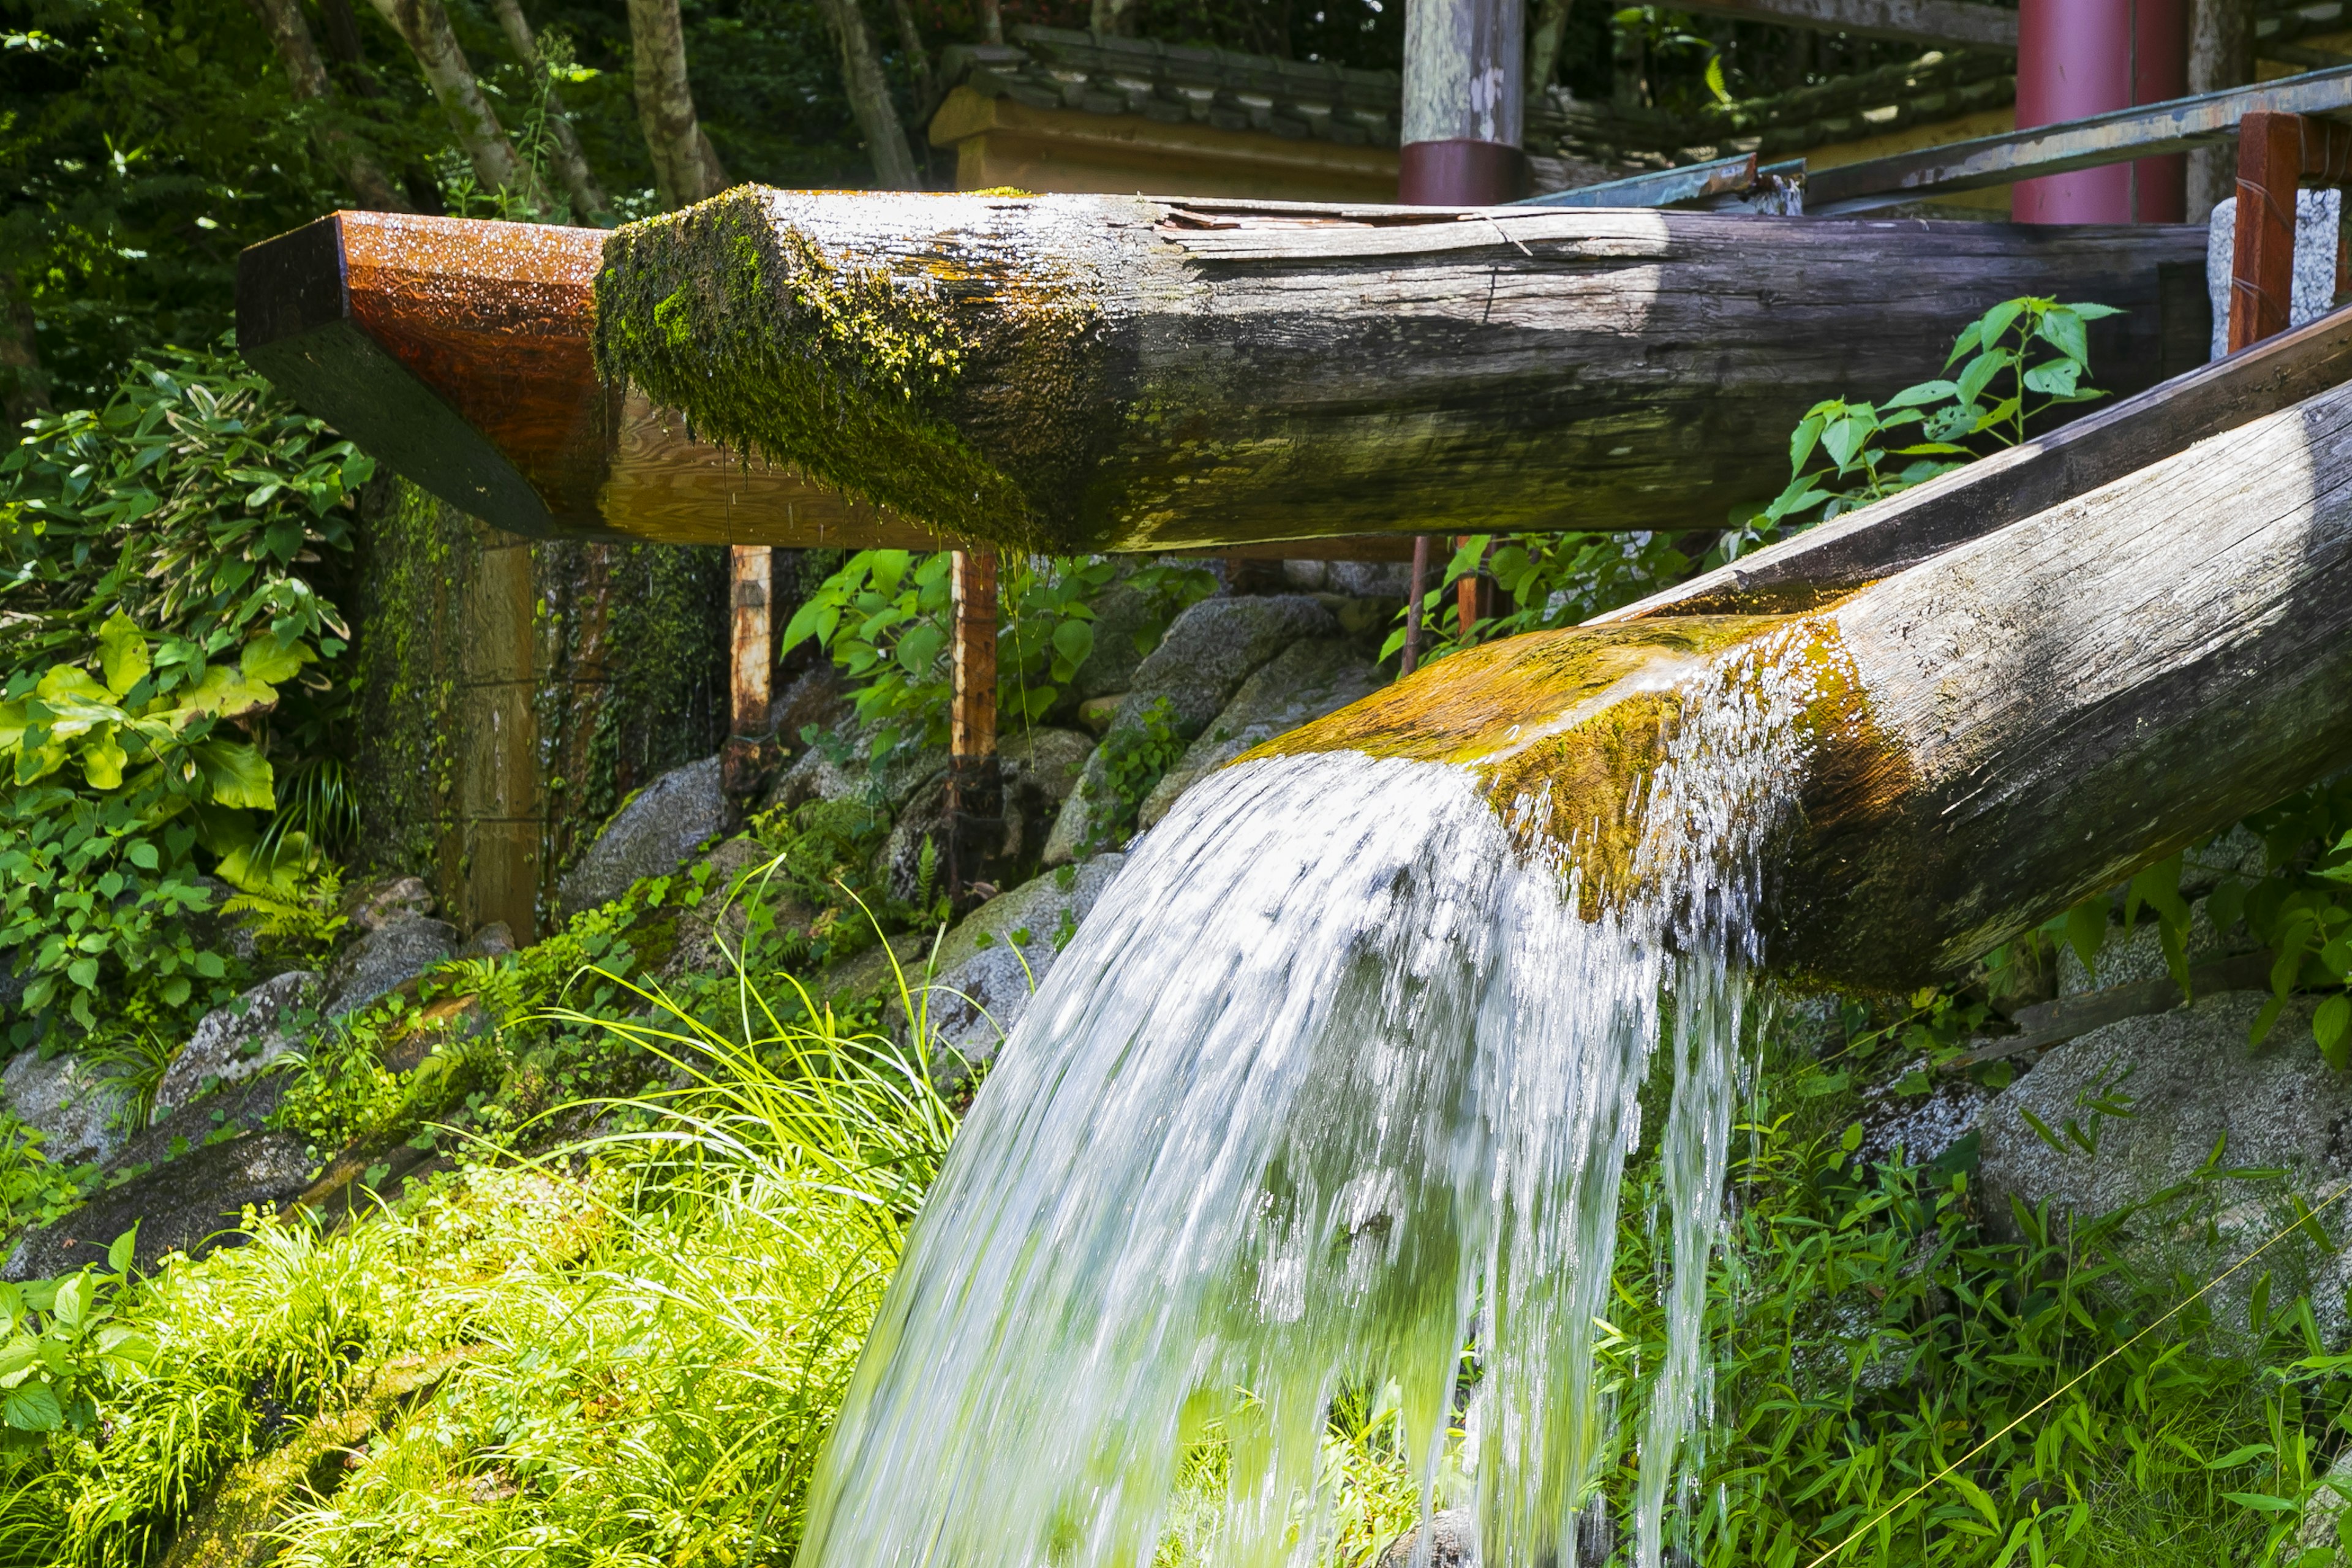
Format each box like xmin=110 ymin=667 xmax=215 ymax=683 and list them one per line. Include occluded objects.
xmin=593 ymin=187 xmax=2211 ymax=552
xmin=1258 ymin=369 xmax=2352 ymax=990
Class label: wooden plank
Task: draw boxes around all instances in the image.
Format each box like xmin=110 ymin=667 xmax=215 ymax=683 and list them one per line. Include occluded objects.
xmin=1596 ymin=301 xmax=2352 ymax=621
xmin=1673 ymin=0 xmax=2017 ymax=50
xmin=1514 ymin=154 xmax=1757 ymax=209
xmin=593 ymin=188 xmax=2208 ymax=549
xmin=1943 ymin=954 xmax=2272 ymax=1068
xmin=1807 ymin=62 xmax=2352 ymax=214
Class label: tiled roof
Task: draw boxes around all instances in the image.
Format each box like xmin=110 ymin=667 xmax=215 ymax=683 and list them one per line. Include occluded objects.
xmin=937 ymin=27 xmax=1403 ymax=146
xmin=938 ymin=29 xmax=2018 ymax=187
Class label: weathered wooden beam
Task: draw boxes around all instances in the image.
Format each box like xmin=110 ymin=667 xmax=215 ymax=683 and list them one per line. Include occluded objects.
xmin=1673 ymin=0 xmax=2016 ymax=50
xmin=593 ymin=188 xmax=2209 ymax=551
xmin=1807 ymin=62 xmax=2352 ymax=214
xmin=1267 ymin=367 xmax=2352 ymax=989
xmin=1596 ymin=289 xmax=2352 ymax=620
xmin=231 ymin=210 xmax=1409 ymax=560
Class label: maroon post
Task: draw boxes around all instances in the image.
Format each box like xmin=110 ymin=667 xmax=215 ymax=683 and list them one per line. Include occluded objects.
xmin=1400 ymin=0 xmax=1528 ymax=205
xmin=2013 ymin=0 xmax=2188 ymax=222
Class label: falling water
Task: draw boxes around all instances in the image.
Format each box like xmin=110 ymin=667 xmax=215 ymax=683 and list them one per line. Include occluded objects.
xmin=801 ymin=632 xmax=1824 ymax=1568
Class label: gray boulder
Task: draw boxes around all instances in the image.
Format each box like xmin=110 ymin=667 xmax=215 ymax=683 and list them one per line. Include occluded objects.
xmin=904 ymin=854 xmax=1126 ymax=1076
xmin=1978 ymin=990 xmax=2352 ymax=1335
xmin=321 ymin=915 xmax=458 ymax=1018
xmin=1044 ymin=596 xmax=1339 ymax=864
xmin=1373 ymin=1509 xmax=1479 ymax=1568
xmin=1071 ymin=579 xmax=1166 ymax=700
xmin=1137 ymin=639 xmax=1384 ymax=829
xmin=559 ymin=755 xmax=730 ymax=918
xmin=1 ymin=1049 xmax=135 ymax=1167
xmin=337 ymin=874 xmax=435 ymax=933
xmin=154 ymin=969 xmax=320 ymax=1123
xmin=873 ymin=727 xmax=1099 ymax=900
xmin=6 ymin=1129 xmax=312 ymax=1279
xmin=1281 ymin=559 xmax=1413 ymax=599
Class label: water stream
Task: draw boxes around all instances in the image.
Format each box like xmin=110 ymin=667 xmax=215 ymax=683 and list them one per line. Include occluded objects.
xmin=801 ymin=635 xmax=1822 ymax=1568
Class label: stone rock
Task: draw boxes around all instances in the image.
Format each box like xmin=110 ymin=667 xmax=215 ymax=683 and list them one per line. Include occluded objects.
xmin=770 ymin=662 xmax=855 ymax=745
xmin=901 ymin=854 xmax=1126 ymax=1076
xmin=873 ymin=728 xmax=1101 ymax=901
xmin=6 ymin=1129 xmax=312 ymax=1279
xmin=766 ymin=729 xmax=948 ymax=821
xmin=176 ymin=876 xmax=262 ymax=968
xmin=1978 ymin=990 xmax=2352 ymax=1335
xmin=1373 ymin=1509 xmax=1479 ymax=1568
xmin=1283 ymin=559 xmax=1413 ymax=599
xmin=1856 ymin=1072 xmax=1994 ymax=1169
xmin=2208 ymin=190 xmax=2341 ymax=361
xmin=1137 ymin=639 xmax=1384 ymax=829
xmin=1071 ymin=579 xmax=1164 ymax=700
xmin=559 ymin=755 xmax=730 ymax=918
xmin=812 ymin=932 xmax=938 ymax=1011
xmin=337 ymin=874 xmax=436 ymax=933
xmin=320 ymin=915 xmax=458 ymax=1018
xmin=663 ymin=836 xmax=797 ymax=976
xmin=453 ymin=921 xmax=517 ymax=962
xmin=2056 ymin=895 xmax=2245 ymax=997
xmin=1 ymin=1050 xmax=135 ymax=1167
xmin=154 ymin=970 xmax=320 ymax=1123
xmin=1077 ymin=695 xmax=1121 ymax=736
xmin=1044 ymin=596 xmax=1339 ymax=864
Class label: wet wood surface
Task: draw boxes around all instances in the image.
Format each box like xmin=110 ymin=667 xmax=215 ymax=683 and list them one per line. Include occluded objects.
xmin=591 ymin=189 xmax=2213 ymax=553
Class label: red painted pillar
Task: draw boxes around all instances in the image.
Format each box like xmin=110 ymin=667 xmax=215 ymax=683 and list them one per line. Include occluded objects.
xmin=2013 ymin=0 xmax=2188 ymax=222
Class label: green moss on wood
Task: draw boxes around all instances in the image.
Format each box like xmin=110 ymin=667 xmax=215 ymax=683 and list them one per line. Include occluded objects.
xmin=594 ymin=188 xmax=1109 ymax=549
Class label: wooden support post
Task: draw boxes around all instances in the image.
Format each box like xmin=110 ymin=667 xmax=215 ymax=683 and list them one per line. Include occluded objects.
xmin=1453 ymin=535 xmax=1479 ymax=643
xmin=1401 ymin=535 xmax=1432 ymax=677
xmin=948 ymin=548 xmax=1001 ymax=905
xmin=722 ymin=543 xmax=778 ymax=807
xmin=2229 ymin=110 xmax=2352 ymax=352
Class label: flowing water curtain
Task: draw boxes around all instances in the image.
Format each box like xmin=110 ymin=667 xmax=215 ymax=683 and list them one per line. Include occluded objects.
xmin=800 ymin=628 xmax=1833 ymax=1568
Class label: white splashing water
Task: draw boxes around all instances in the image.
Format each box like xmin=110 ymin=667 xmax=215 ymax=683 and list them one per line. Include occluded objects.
xmin=801 ymin=633 xmax=1823 ymax=1568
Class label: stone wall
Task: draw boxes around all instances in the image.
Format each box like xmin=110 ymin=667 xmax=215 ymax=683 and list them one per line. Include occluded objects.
xmin=345 ymin=480 xmax=728 ymax=940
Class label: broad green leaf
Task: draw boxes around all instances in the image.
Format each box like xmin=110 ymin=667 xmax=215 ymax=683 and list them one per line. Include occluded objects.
xmin=2036 ymin=306 xmax=2089 ymax=365
xmin=2206 ymin=1444 xmax=2277 ymax=1468
xmin=2023 ymin=359 xmax=2082 ymax=398
xmin=78 ymin=733 xmax=126 ymax=791
xmin=2 ymin=1383 xmax=60 ymax=1433
xmin=1978 ymin=298 xmax=2026 ymax=349
xmin=173 ymin=665 xmax=277 ymax=724
xmin=1955 ymin=350 xmax=2008 ymax=408
xmin=190 ymin=740 xmax=275 ymax=811
xmin=2070 ymin=301 xmax=2126 ymax=319
xmin=1821 ymin=414 xmax=1873 ymax=470
xmin=2223 ymin=1492 xmax=2299 ymax=1513
xmin=96 ymin=613 xmax=149 ymax=698
xmin=2064 ymin=898 xmax=2106 ymax=978
xmin=1882 ymin=379 xmax=1959 ymax=409
xmin=2317 ymin=993 xmax=2351 ymax=1067
xmin=105 ymin=1229 xmax=135 ymax=1275
xmin=49 ymin=1276 xmax=83 ymax=1330
xmin=238 ymin=636 xmax=312 ymax=686
xmin=1945 ymin=320 xmax=1983 ymax=366
xmin=1051 ymin=619 xmax=1095 ymax=669
xmin=1788 ymin=410 xmax=1826 ymax=474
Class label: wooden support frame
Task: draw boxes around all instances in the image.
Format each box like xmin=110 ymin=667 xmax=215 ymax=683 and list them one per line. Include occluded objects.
xmin=1806 ymin=62 xmax=2352 ymax=214
xmin=2228 ymin=110 xmax=2352 ymax=353
xmin=948 ymin=549 xmax=1001 ymax=905
xmin=1672 ymin=0 xmax=2016 ymax=49
xmin=722 ymin=543 xmax=777 ymax=806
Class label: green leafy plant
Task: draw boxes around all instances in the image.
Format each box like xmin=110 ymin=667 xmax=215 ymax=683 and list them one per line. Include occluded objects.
xmin=1727 ymin=296 xmax=2120 ymax=564
xmin=782 ymin=551 xmax=1215 ymax=756
xmin=0 ymin=347 xmax=365 ymax=1042
xmin=1384 ymin=530 xmax=1692 ymax=666
xmin=0 ymin=1232 xmax=154 ymax=1449
xmin=1085 ymin=696 xmax=1185 ymax=854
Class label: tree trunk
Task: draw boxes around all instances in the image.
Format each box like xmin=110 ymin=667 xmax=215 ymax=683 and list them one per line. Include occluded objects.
xmin=314 ymin=0 xmax=447 ymax=213
xmin=484 ymin=0 xmax=612 ymax=223
xmin=366 ymin=0 xmax=551 ymax=209
xmin=591 ymin=189 xmax=2212 ymax=554
xmin=816 ymin=0 xmax=921 ymax=189
xmin=1089 ymin=0 xmax=1142 ymax=34
xmin=0 ymin=270 xmax=49 ymax=428
xmin=1264 ymin=368 xmax=2352 ymax=990
xmin=979 ymin=0 xmax=1003 ymax=45
xmin=888 ymin=0 xmax=936 ymax=111
xmin=627 ymin=0 xmax=728 ymax=209
xmin=1526 ymin=0 xmax=1572 ymax=97
xmin=243 ymin=0 xmax=411 ymax=211
xmin=2187 ymin=0 xmax=2258 ymax=221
